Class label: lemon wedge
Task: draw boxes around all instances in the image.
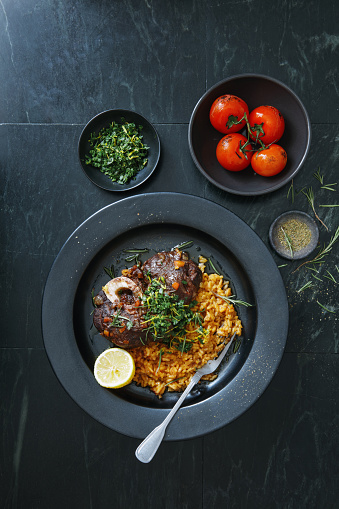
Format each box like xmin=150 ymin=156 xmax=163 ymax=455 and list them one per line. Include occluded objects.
xmin=94 ymin=348 xmax=135 ymax=389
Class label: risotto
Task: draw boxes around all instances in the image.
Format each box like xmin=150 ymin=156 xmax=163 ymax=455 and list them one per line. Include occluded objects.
xmin=129 ymin=271 xmax=242 ymax=397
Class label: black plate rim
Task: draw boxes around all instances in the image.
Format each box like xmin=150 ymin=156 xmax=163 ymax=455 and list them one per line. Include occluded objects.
xmin=78 ymin=109 xmax=161 ymax=192
xmin=188 ymin=73 xmax=311 ymax=196
xmin=42 ymin=193 xmax=288 ymax=440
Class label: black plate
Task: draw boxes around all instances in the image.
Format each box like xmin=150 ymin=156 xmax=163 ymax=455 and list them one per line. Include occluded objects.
xmin=188 ymin=74 xmax=311 ymax=196
xmin=78 ymin=109 xmax=160 ymax=191
xmin=42 ymin=193 xmax=288 ymax=440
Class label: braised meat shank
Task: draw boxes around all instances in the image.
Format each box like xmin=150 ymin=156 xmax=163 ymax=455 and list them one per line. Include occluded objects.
xmin=93 ymin=249 xmax=202 ymax=349
xmin=142 ymin=249 xmax=202 ymax=303
xmin=93 ymin=289 xmax=147 ymax=349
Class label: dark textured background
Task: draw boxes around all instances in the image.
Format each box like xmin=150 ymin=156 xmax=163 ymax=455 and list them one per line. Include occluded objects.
xmin=1 ymin=1 xmax=338 ymax=508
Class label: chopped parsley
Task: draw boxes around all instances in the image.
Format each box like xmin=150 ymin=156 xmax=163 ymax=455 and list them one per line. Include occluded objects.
xmin=141 ymin=277 xmax=207 ymax=353
xmin=85 ymin=120 xmax=149 ymax=184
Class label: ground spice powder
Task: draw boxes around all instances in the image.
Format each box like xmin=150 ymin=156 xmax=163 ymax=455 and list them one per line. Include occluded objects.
xmin=277 ymin=219 xmax=312 ymax=252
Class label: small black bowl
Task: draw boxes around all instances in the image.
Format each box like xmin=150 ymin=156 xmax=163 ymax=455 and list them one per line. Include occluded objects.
xmin=78 ymin=109 xmax=160 ymax=191
xmin=269 ymin=211 xmax=319 ymax=260
xmin=188 ymin=74 xmax=311 ymax=196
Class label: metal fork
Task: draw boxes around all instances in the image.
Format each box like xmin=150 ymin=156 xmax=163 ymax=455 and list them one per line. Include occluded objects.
xmin=135 ymin=332 xmax=236 ymax=463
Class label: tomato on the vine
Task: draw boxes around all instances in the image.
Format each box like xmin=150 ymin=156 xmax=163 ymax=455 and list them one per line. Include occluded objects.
xmin=251 ymin=144 xmax=287 ymax=176
xmin=249 ymin=105 xmax=285 ymax=145
xmin=210 ymin=95 xmax=249 ymax=134
xmin=216 ymin=133 xmax=253 ymax=172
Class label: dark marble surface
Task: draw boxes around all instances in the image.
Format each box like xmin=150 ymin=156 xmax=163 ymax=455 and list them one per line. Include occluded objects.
xmin=1 ymin=1 xmax=338 ymax=508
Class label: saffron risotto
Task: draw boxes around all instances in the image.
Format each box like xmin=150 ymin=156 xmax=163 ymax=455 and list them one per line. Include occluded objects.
xmin=129 ymin=269 xmax=243 ymax=397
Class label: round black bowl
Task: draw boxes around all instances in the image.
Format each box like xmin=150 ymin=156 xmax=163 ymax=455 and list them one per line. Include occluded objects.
xmin=188 ymin=74 xmax=311 ymax=196
xmin=269 ymin=210 xmax=319 ymax=260
xmin=78 ymin=109 xmax=160 ymax=191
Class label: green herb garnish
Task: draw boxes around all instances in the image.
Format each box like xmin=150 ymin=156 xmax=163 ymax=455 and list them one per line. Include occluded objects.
xmin=165 ymin=376 xmax=185 ymax=386
xmin=294 ymin=226 xmax=339 ymax=272
xmin=104 ymin=264 xmax=115 ymax=279
xmin=297 ymin=281 xmax=313 ymax=293
xmin=208 ymin=257 xmax=221 ymax=275
xmin=306 ymin=266 xmax=320 ymax=272
xmin=316 ymin=300 xmax=335 ymax=313
xmin=233 ymin=337 xmax=242 ymax=353
xmin=280 ymin=226 xmax=294 ymax=257
xmin=124 ymin=248 xmax=149 ymax=254
xmin=211 ymin=291 xmax=253 ymax=308
xmin=313 ymin=168 xmax=324 ymax=185
xmin=142 ymin=277 xmax=207 ymax=352
xmin=287 ymin=180 xmax=295 ymax=203
xmin=124 ymin=248 xmax=149 ymax=264
xmin=324 ymin=270 xmax=337 ymax=284
xmin=157 ymin=348 xmax=165 ymax=372
xmin=85 ymin=120 xmax=149 ymax=184
xmin=124 ymin=254 xmax=140 ymax=263
xmin=175 ymin=241 xmax=194 ymax=250
xmin=302 ymin=187 xmax=328 ymax=230
xmin=109 ymin=309 xmax=133 ymax=329
xmin=313 ymin=168 xmax=337 ymax=191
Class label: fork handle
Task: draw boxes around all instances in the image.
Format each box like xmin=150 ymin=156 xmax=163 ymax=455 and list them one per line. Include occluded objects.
xmin=135 ymin=373 xmax=201 ymax=463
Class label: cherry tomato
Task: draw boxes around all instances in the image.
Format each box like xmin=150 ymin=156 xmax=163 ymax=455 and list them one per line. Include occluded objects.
xmin=251 ymin=144 xmax=287 ymax=177
xmin=210 ymin=95 xmax=249 ymax=134
xmin=216 ymin=133 xmax=253 ymax=172
xmin=249 ymin=105 xmax=285 ymax=145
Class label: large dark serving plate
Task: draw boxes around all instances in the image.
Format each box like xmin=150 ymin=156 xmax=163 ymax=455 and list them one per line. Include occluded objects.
xmin=42 ymin=193 xmax=288 ymax=440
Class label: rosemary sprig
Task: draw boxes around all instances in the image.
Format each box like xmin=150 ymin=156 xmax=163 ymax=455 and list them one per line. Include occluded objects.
xmin=316 ymin=300 xmax=335 ymax=313
xmin=313 ymin=168 xmax=324 ymax=185
xmin=211 ymin=291 xmax=253 ymax=307
xmin=123 ymin=248 xmax=149 ymax=264
xmin=156 ymin=348 xmax=165 ymax=373
xmin=324 ymin=270 xmax=337 ymax=284
xmin=125 ymin=254 xmax=140 ymax=263
xmin=108 ymin=309 xmax=133 ymax=329
xmin=208 ymin=257 xmax=221 ymax=275
xmin=233 ymin=337 xmax=242 ymax=353
xmin=297 ymin=281 xmax=313 ymax=293
xmin=313 ymin=168 xmax=337 ymax=191
xmin=280 ymin=226 xmax=294 ymax=257
xmin=287 ymin=180 xmax=295 ymax=203
xmin=104 ymin=264 xmax=115 ymax=279
xmin=175 ymin=240 xmax=194 ymax=250
xmin=302 ymin=187 xmax=328 ymax=230
xmin=165 ymin=376 xmax=185 ymax=386
xmin=123 ymin=248 xmax=149 ymax=253
xmin=294 ymin=226 xmax=339 ymax=272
